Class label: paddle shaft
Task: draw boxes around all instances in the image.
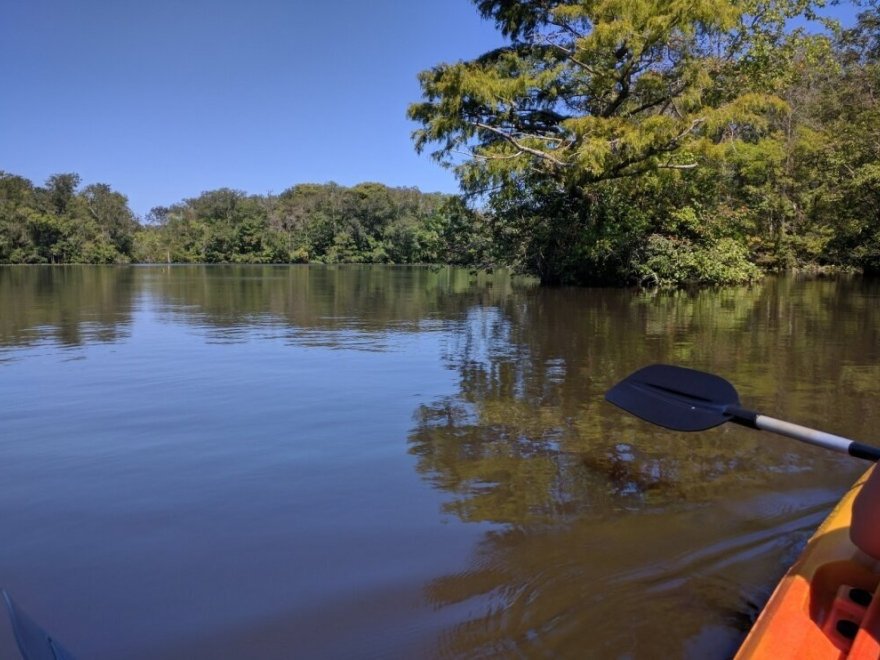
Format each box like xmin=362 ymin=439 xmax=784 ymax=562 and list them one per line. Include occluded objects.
xmin=728 ymin=408 xmax=880 ymax=462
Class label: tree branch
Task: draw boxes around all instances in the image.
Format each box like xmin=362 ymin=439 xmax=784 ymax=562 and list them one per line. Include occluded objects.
xmin=475 ymin=123 xmax=570 ymax=168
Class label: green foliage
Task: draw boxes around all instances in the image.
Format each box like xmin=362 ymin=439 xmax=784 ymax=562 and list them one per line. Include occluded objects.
xmin=636 ymin=234 xmax=761 ymax=287
xmin=129 ymin=182 xmax=488 ymax=267
xmin=409 ymin=0 xmax=811 ymax=188
xmin=409 ymin=0 xmax=878 ymax=287
xmin=1 ymin=174 xmax=487 ymax=268
xmin=0 ymin=171 xmax=136 ymax=264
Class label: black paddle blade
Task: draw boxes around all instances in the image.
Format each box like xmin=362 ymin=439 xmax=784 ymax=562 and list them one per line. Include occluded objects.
xmin=2 ymin=590 xmax=76 ymax=660
xmin=605 ymin=364 xmax=741 ymax=432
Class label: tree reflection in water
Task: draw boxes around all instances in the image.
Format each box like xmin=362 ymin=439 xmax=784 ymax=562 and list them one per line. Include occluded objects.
xmin=408 ymin=276 xmax=880 ymax=657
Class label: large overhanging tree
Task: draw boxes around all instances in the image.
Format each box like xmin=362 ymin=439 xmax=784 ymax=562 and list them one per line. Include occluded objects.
xmin=409 ymin=0 xmax=827 ymax=284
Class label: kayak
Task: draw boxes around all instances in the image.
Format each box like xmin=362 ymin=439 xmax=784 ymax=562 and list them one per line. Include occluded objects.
xmin=736 ymin=467 xmax=880 ymax=659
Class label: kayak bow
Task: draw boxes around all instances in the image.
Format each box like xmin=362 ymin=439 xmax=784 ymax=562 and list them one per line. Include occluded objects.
xmin=736 ymin=467 xmax=880 ymax=659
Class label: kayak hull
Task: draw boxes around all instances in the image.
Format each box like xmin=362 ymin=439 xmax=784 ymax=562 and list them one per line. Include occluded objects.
xmin=737 ymin=468 xmax=880 ymax=659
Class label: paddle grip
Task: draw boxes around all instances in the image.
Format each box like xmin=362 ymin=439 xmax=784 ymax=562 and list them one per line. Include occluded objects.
xmin=849 ymin=442 xmax=880 ymax=462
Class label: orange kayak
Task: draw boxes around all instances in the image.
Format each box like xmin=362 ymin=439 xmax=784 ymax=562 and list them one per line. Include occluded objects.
xmin=737 ymin=467 xmax=880 ymax=659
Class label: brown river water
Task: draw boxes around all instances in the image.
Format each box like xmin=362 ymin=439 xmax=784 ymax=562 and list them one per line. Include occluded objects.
xmin=0 ymin=265 xmax=878 ymax=658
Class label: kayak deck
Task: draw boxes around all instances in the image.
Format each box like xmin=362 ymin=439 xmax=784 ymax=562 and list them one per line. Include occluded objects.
xmin=737 ymin=468 xmax=880 ymax=659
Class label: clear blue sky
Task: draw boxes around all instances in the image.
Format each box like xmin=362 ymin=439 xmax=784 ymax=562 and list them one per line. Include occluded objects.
xmin=1 ymin=0 xmax=503 ymax=217
xmin=0 ymin=1 xmax=859 ymax=218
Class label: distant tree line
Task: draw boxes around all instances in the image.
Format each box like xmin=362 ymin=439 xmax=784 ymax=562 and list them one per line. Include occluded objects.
xmin=0 ymin=176 xmax=488 ymax=267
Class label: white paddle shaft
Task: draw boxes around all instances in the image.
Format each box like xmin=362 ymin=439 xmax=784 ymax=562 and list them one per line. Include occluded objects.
xmin=756 ymin=415 xmax=853 ymax=454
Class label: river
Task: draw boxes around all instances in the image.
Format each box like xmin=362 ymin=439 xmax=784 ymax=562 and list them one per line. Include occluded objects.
xmin=0 ymin=265 xmax=877 ymax=658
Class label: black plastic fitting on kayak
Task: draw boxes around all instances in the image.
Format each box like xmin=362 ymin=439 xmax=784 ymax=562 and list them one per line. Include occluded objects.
xmin=836 ymin=619 xmax=859 ymax=640
xmin=849 ymin=587 xmax=873 ymax=607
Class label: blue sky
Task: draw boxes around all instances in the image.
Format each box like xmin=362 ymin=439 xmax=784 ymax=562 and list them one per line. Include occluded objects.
xmin=1 ymin=0 xmax=503 ymax=216
xmin=1 ymin=1 xmax=860 ymax=218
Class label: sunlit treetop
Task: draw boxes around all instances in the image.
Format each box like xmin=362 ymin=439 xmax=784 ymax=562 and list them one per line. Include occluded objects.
xmin=409 ymin=0 xmax=833 ymax=193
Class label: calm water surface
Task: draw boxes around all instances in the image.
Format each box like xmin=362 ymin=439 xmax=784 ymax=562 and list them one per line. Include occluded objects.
xmin=1 ymin=265 xmax=878 ymax=659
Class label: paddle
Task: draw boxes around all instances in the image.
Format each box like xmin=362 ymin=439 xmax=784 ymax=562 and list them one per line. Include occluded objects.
xmin=2 ymin=590 xmax=76 ymax=660
xmin=605 ymin=364 xmax=880 ymax=462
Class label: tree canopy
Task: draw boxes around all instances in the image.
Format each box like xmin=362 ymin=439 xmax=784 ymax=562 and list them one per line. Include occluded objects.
xmin=0 ymin=172 xmax=138 ymax=264
xmin=409 ymin=0 xmax=880 ymax=285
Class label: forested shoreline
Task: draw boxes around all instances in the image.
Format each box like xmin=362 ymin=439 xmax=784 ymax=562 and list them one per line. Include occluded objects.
xmin=3 ymin=1 xmax=880 ymax=287
xmin=0 ymin=175 xmax=488 ymax=268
